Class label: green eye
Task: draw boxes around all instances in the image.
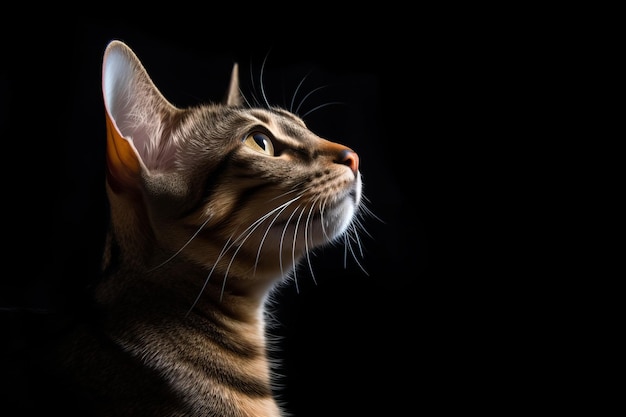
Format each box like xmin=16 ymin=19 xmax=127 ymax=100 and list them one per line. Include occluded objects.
xmin=242 ymin=132 xmax=275 ymax=156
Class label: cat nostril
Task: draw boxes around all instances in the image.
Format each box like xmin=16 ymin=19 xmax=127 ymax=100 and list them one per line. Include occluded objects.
xmin=337 ymin=149 xmax=359 ymax=175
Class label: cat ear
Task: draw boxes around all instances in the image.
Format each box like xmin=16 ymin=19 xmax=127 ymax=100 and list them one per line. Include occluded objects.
xmin=225 ymin=63 xmax=243 ymax=106
xmin=102 ymin=40 xmax=177 ymax=192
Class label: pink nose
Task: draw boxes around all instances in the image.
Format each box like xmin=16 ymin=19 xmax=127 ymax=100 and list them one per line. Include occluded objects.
xmin=337 ymin=149 xmax=359 ymax=175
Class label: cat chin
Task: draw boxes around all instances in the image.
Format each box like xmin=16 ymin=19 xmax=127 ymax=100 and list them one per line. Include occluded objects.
xmin=300 ymin=192 xmax=359 ymax=247
xmin=324 ymin=174 xmax=362 ymax=240
xmin=258 ymin=198 xmax=356 ymax=253
xmin=322 ymin=200 xmax=357 ymax=241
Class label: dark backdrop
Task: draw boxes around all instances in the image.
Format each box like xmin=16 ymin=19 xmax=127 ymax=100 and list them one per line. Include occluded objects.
xmin=1 ymin=16 xmax=533 ymax=416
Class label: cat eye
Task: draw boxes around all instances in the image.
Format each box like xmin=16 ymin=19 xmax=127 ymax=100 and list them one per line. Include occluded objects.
xmin=242 ymin=132 xmax=275 ymax=156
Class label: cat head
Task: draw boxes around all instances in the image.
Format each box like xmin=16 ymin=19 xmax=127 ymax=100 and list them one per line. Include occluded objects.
xmin=101 ymin=40 xmax=364 ymax=285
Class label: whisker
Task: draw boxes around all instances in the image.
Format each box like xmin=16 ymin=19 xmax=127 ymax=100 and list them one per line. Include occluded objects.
xmin=268 ymin=186 xmax=303 ymax=202
xmin=217 ymin=196 xmax=304 ymax=300
xmin=359 ymin=195 xmax=385 ymax=224
xmin=350 ymin=222 xmax=366 ymax=258
xmin=188 ymin=195 xmax=303 ymax=310
xmin=301 ymin=101 xmax=344 ymax=119
xmin=279 ymin=204 xmax=303 ymax=293
xmin=303 ymin=201 xmax=319 ymax=285
xmin=149 ymin=216 xmax=212 ymax=271
xmin=290 ymin=204 xmax=309 ymax=291
xmin=343 ymin=233 xmax=349 ymax=269
xmin=289 ymin=70 xmax=314 ymax=113
xmin=351 ymin=215 xmax=373 ymax=242
xmin=185 ymin=235 xmax=234 ymax=316
xmin=294 ymin=85 xmax=327 ymax=115
xmin=222 ymin=195 xmax=302 ymax=289
xmin=259 ymin=52 xmax=271 ymax=109
xmin=254 ymin=195 xmax=302 ymax=275
xmin=240 ymin=87 xmax=253 ymax=108
xmin=317 ymin=195 xmax=333 ymax=242
xmin=345 ymin=229 xmax=369 ymax=275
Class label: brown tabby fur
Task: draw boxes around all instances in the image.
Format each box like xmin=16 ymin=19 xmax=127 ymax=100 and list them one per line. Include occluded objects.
xmin=52 ymin=40 xmax=363 ymax=416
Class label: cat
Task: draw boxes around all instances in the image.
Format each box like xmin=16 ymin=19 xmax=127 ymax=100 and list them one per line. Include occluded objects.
xmin=49 ymin=39 xmax=366 ymax=416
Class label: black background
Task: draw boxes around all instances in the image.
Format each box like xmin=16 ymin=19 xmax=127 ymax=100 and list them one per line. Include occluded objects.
xmin=1 ymin=14 xmax=550 ymax=417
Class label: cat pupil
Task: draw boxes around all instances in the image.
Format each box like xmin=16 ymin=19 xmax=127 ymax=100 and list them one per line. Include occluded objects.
xmin=253 ymin=133 xmax=269 ymax=150
xmin=244 ymin=132 xmax=275 ymax=156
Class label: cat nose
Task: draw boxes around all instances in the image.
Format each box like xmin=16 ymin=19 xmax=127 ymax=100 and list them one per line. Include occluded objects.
xmin=336 ymin=149 xmax=359 ymax=176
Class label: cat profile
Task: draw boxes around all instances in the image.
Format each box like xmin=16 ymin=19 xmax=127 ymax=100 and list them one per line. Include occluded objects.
xmin=52 ymin=39 xmax=365 ymax=416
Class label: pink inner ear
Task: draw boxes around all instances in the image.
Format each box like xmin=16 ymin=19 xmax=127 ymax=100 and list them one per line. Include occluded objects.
xmin=103 ymin=41 xmax=178 ymax=173
xmin=105 ymin=111 xmax=140 ymax=193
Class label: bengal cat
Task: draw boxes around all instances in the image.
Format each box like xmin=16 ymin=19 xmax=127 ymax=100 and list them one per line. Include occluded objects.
xmin=52 ymin=39 xmax=366 ymax=416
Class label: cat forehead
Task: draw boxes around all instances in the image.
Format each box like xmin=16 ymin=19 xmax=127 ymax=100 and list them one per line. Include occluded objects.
xmin=186 ymin=105 xmax=313 ymax=145
xmin=247 ymin=107 xmax=308 ymax=135
xmin=250 ymin=107 xmax=309 ymax=137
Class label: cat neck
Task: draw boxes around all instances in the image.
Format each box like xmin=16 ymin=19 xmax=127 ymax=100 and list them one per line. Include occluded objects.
xmin=98 ymin=248 xmax=272 ymax=325
xmin=101 ymin=182 xmax=288 ymax=313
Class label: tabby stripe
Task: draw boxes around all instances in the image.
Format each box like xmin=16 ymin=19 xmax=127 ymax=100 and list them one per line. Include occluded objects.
xmin=235 ymin=182 xmax=276 ymax=210
xmin=178 ymin=148 xmax=238 ymax=219
xmin=191 ymin=304 xmax=261 ymax=355
xmin=209 ymin=360 xmax=272 ymax=397
xmin=194 ymin=179 xmax=277 ymax=240
xmin=177 ymin=322 xmax=272 ymax=396
xmin=223 ymin=377 xmax=273 ymax=398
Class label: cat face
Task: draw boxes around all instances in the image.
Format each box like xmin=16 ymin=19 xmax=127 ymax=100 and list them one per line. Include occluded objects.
xmin=102 ymin=40 xmax=363 ymax=283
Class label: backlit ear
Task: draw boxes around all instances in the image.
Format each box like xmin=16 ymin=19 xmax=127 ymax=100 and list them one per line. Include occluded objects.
xmin=102 ymin=40 xmax=178 ymax=193
xmin=104 ymin=109 xmax=140 ymax=193
xmin=225 ymin=63 xmax=243 ymax=106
